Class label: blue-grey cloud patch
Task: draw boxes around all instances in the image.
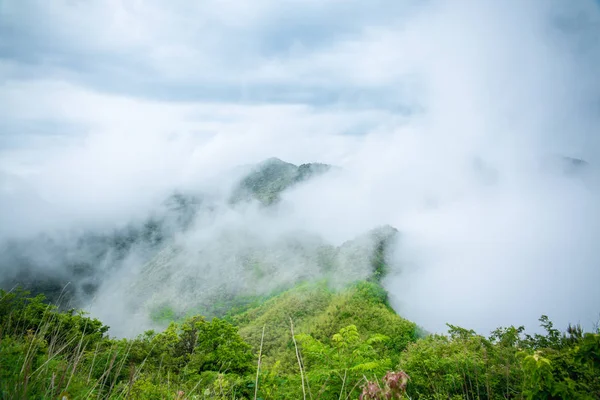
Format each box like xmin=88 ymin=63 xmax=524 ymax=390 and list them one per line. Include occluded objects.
xmin=0 ymin=0 xmax=424 ymax=106
xmin=253 ymin=0 xmax=420 ymax=56
xmin=0 ymin=119 xmax=88 ymax=150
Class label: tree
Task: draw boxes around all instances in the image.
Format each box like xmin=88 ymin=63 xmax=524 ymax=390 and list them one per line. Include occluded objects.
xmin=296 ymin=324 xmax=392 ymax=399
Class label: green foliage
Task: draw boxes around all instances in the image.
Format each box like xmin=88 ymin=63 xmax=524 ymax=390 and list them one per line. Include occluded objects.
xmin=230 ymin=158 xmax=332 ymax=205
xmin=399 ymin=331 xmax=495 ymax=399
xmin=0 ymin=288 xmax=108 ymax=350
xmin=519 ymin=352 xmax=557 ymax=399
xmin=234 ymin=282 xmax=335 ymax=364
xmin=0 ymin=288 xmax=110 ymax=399
xmin=179 ymin=316 xmax=254 ymax=374
xmin=229 ymin=281 xmax=418 ymax=399
xmin=370 ymin=239 xmax=390 ymax=282
xmin=398 ymin=317 xmax=600 ymax=399
xmin=149 ymin=304 xmax=179 ymax=324
xmin=0 ymin=288 xmax=254 ymax=399
xmin=1 ymin=286 xmax=599 ymax=399
xmin=309 ymin=282 xmax=418 ymax=362
xmin=297 ymin=324 xmax=393 ymax=399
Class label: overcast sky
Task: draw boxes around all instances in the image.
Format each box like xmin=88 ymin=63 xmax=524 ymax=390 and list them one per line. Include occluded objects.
xmin=1 ymin=0 xmax=600 ymax=334
xmin=2 ymin=1 xmax=598 ymax=178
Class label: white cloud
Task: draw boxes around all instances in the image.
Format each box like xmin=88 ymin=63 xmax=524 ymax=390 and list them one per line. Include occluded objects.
xmin=1 ymin=0 xmax=600 ymax=335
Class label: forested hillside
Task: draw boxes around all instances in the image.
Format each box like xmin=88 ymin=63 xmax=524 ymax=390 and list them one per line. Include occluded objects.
xmin=1 ymin=282 xmax=599 ymax=399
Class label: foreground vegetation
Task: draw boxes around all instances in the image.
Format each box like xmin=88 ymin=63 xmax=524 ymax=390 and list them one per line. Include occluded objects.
xmin=1 ymin=283 xmax=599 ymax=399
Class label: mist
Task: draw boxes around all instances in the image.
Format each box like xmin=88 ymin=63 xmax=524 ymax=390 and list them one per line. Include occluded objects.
xmin=1 ymin=0 xmax=599 ymax=336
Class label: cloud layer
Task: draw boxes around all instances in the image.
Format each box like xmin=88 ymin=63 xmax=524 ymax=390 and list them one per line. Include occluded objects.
xmin=1 ymin=0 xmax=600 ymax=335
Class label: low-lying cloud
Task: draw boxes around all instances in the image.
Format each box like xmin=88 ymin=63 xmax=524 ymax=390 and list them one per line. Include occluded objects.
xmin=1 ymin=0 xmax=599 ymax=336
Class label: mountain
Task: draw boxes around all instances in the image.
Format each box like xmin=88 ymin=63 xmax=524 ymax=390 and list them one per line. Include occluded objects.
xmin=116 ymin=223 xmax=399 ymax=333
xmin=4 ymin=153 xmax=591 ymax=322
xmin=1 ymin=157 xmax=381 ymax=333
xmin=2 ymin=157 xmax=599 ymax=399
xmin=230 ymin=158 xmax=332 ymax=205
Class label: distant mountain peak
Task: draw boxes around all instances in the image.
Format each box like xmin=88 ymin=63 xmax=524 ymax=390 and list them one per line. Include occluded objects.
xmin=230 ymin=158 xmax=333 ymax=205
xmin=260 ymin=157 xmax=292 ymax=166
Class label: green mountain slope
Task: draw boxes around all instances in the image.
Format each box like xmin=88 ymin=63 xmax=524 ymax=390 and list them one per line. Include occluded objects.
xmin=3 ymin=281 xmax=598 ymax=399
xmin=127 ymin=225 xmax=400 ymax=331
xmin=230 ymin=158 xmax=332 ymax=205
xmin=231 ymin=281 xmax=418 ymax=370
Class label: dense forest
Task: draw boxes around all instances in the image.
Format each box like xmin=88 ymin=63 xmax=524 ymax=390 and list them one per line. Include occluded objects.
xmin=1 ymin=280 xmax=599 ymax=399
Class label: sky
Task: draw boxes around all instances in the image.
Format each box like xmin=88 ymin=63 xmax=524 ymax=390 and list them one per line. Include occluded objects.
xmin=1 ymin=0 xmax=600 ymax=335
